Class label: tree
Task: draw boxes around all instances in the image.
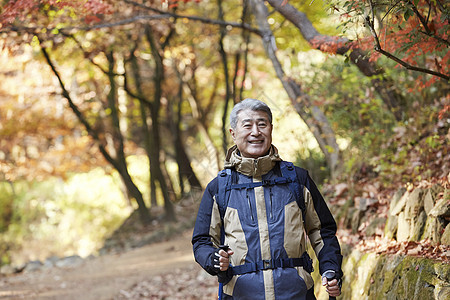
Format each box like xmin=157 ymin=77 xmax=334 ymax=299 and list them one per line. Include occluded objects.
xmin=266 ymin=0 xmax=407 ymax=121
xmin=123 ymin=24 xmax=178 ymax=221
xmin=1 ymin=0 xmax=236 ymax=223
xmin=247 ymin=0 xmax=341 ymax=176
xmin=0 ymin=55 xmax=104 ymax=182
xmin=1 ymin=0 xmax=447 ymax=200
xmin=40 ymin=44 xmax=153 ymax=224
xmin=330 ymin=0 xmax=449 ymax=83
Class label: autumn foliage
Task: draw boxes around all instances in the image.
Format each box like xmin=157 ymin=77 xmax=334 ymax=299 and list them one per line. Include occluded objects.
xmin=0 ymin=0 xmax=113 ymax=27
xmin=333 ymin=0 xmax=449 ymax=85
xmin=0 ymin=0 xmax=448 ymax=271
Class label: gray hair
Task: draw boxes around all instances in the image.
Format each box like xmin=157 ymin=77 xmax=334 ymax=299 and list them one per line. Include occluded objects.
xmin=229 ymin=98 xmax=273 ymax=129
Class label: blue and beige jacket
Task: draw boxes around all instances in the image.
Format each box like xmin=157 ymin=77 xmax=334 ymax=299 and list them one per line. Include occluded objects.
xmin=192 ymin=145 xmax=343 ymax=299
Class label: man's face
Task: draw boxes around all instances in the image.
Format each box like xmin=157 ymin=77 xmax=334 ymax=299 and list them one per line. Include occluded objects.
xmin=230 ymin=109 xmax=273 ymax=158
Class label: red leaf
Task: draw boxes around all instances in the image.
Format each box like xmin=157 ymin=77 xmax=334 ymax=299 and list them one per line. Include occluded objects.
xmin=84 ymin=15 xmax=102 ymax=24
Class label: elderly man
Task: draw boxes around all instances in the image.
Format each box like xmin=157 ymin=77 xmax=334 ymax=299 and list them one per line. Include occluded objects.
xmin=192 ymin=98 xmax=343 ymax=299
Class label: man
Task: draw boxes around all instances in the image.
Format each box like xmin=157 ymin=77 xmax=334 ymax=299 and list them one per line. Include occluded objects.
xmin=192 ymin=98 xmax=343 ymax=299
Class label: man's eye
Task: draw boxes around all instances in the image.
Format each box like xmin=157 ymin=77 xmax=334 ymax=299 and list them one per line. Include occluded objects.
xmin=243 ymin=124 xmax=251 ymax=128
xmin=258 ymin=123 xmax=267 ymax=127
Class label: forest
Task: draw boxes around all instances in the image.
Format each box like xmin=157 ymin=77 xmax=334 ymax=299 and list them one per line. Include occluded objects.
xmin=0 ymin=0 xmax=448 ymax=298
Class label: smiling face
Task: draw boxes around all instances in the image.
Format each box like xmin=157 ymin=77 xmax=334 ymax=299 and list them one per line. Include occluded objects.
xmin=229 ymin=109 xmax=273 ymax=158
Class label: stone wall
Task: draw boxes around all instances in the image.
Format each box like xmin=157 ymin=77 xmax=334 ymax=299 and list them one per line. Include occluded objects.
xmin=310 ymin=185 xmax=449 ymax=299
xmin=343 ymin=184 xmax=449 ymax=246
xmin=386 ymin=186 xmax=449 ymax=245
xmin=319 ymin=250 xmax=449 ymax=299
xmin=311 ymin=249 xmax=449 ymax=300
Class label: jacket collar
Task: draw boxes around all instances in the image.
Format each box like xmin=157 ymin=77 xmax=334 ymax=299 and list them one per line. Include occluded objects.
xmin=224 ymin=145 xmax=282 ymax=177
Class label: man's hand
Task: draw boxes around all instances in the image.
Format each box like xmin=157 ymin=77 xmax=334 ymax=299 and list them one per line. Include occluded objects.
xmin=322 ymin=270 xmax=342 ymax=297
xmin=212 ymin=247 xmax=234 ymax=271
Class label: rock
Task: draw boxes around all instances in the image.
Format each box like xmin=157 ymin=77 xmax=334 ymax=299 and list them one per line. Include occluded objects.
xmin=43 ymin=256 xmax=60 ymax=269
xmin=55 ymin=255 xmax=83 ymax=268
xmin=424 ymin=189 xmax=436 ymax=215
xmin=15 ymin=263 xmax=26 ymax=273
xmin=356 ymin=197 xmax=378 ymax=212
xmin=384 ymin=214 xmax=398 ymax=240
xmin=351 ymin=209 xmax=361 ymax=234
xmin=410 ymin=210 xmax=427 ymax=241
xmin=421 ymin=216 xmax=445 ymax=245
xmin=424 ymin=185 xmax=445 ymax=215
xmin=23 ymin=260 xmax=43 ymax=273
xmin=342 ymin=207 xmax=357 ymax=230
xmin=0 ymin=264 xmax=17 ymax=275
xmin=326 ymin=250 xmax=450 ymax=300
xmin=397 ymin=212 xmax=410 ymax=242
xmin=400 ymin=189 xmax=426 ymax=242
xmin=391 ymin=189 xmax=409 ymax=216
xmin=441 ymin=223 xmax=450 ymax=246
xmin=437 ymin=286 xmax=450 ymax=300
xmin=429 ymin=198 xmax=450 ymax=218
xmin=365 ymin=217 xmax=386 ymax=236
xmin=404 ymin=188 xmax=424 ymax=220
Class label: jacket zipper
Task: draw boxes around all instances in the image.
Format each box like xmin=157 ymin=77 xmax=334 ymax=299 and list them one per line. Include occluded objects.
xmin=269 ymin=187 xmax=273 ymax=220
xmin=246 ymin=189 xmax=254 ymax=221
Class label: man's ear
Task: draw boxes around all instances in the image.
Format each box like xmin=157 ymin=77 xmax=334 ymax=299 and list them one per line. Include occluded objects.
xmin=229 ymin=128 xmax=235 ymax=140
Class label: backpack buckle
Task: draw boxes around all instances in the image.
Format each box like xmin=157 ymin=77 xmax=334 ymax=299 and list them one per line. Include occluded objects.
xmin=262 ymin=179 xmax=274 ymax=186
xmin=262 ymin=259 xmax=274 ymax=270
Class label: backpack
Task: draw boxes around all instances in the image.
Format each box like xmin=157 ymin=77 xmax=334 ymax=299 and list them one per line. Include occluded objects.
xmin=216 ymin=161 xmax=306 ymax=224
xmin=215 ymin=161 xmax=312 ymax=299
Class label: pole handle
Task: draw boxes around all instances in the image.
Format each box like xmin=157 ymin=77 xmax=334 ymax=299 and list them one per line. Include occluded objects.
xmin=324 ymin=271 xmax=337 ymax=300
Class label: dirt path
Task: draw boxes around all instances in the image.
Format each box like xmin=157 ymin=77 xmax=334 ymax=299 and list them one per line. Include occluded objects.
xmin=0 ymin=230 xmax=216 ymax=300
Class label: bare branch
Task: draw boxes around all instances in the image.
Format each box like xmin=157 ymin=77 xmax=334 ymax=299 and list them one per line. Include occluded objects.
xmin=61 ymin=33 xmax=109 ymax=75
xmin=249 ymin=0 xmax=340 ymax=175
xmin=1 ymin=11 xmax=261 ymax=36
xmin=381 ymin=0 xmax=403 ymax=23
xmin=365 ymin=1 xmax=449 ymax=81
xmin=217 ymin=0 xmax=232 ymax=154
xmin=1 ymin=14 xmax=171 ymax=34
xmin=39 ymin=39 xmax=117 ymax=168
xmin=267 ymin=0 xmax=404 ymax=120
xmin=124 ymin=0 xmax=262 ymax=34
xmin=407 ymin=0 xmax=450 ymax=46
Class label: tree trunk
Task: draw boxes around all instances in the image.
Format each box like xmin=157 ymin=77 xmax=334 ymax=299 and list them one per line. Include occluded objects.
xmin=105 ymin=51 xmax=152 ymax=225
xmin=218 ymin=0 xmax=233 ymax=155
xmin=168 ymin=88 xmax=202 ymax=194
xmin=249 ymin=0 xmax=340 ymax=176
xmin=41 ymin=45 xmax=152 ymax=225
xmin=266 ymin=0 xmax=404 ymax=121
xmin=145 ymin=25 xmax=176 ymax=222
xmin=138 ymin=100 xmax=158 ymax=207
xmin=128 ymin=45 xmax=159 ymax=207
xmin=183 ymin=83 xmax=222 ymax=174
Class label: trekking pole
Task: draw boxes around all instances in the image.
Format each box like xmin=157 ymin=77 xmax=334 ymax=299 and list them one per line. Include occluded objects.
xmin=217 ymin=245 xmax=229 ymax=300
xmin=324 ymin=270 xmax=338 ymax=300
xmin=218 ymin=283 xmax=224 ymax=300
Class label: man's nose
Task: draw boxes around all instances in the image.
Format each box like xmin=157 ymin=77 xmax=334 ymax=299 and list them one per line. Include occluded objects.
xmin=251 ymin=124 xmax=260 ymax=135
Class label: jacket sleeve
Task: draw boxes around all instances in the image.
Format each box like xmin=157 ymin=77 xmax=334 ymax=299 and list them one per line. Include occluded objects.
xmin=191 ymin=177 xmax=222 ymax=276
xmin=298 ymin=168 xmax=343 ymax=279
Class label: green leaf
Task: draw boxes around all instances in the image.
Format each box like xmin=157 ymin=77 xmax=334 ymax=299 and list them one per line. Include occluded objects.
xmin=404 ymin=8 xmax=413 ymax=21
xmin=325 ymin=145 xmax=335 ymax=153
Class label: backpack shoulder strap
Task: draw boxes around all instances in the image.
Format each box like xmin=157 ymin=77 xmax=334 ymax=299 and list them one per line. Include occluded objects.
xmin=217 ymin=162 xmax=306 ymax=221
xmin=217 ymin=168 xmax=232 ymax=220
xmin=279 ymin=161 xmax=306 ymax=220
